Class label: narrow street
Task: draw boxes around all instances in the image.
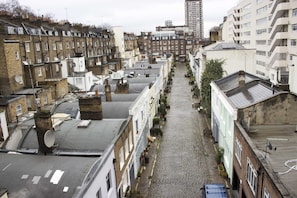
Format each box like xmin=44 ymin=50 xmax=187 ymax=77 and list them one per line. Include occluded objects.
xmin=147 ymin=63 xmax=225 ymax=197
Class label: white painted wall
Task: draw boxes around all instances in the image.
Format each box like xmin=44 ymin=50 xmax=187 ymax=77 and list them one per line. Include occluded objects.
xmin=0 ymin=111 xmax=8 ymax=140
xmin=68 ymin=71 xmax=94 ymax=92
xmin=206 ymin=48 xmax=256 ymax=76
xmin=78 ymin=145 xmax=117 ymax=198
xmin=73 ymin=57 xmax=86 ymax=72
xmin=289 ymin=56 xmax=297 ymax=94
xmin=113 ymin=26 xmax=125 ymax=59
xmin=211 ymin=82 xmax=237 ymax=183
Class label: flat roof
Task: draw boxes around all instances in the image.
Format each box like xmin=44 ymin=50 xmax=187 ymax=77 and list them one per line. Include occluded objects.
xmin=91 ymin=83 xmax=148 ymax=93
xmin=53 ymin=100 xmax=132 ymax=119
xmin=248 ymin=124 xmax=297 ymax=197
xmin=19 ymin=119 xmax=126 ymax=153
xmin=0 ymin=153 xmax=98 ymax=198
xmin=0 ymin=95 xmax=25 ymax=105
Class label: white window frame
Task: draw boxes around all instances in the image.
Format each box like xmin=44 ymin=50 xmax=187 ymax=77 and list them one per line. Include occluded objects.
xmin=235 ymin=138 xmax=242 ymax=166
xmin=52 ymin=42 xmax=57 ymax=51
xmin=55 ymin=64 xmax=59 ymax=72
xmin=25 ymin=43 xmax=30 ymax=52
xmin=129 ymin=131 xmax=133 ymax=151
xmin=75 ymin=77 xmax=83 ymax=85
xmin=293 ymin=8 xmax=297 ymax=17
xmin=15 ymin=51 xmax=19 ymax=60
xmin=96 ymin=188 xmax=102 ymax=198
xmin=16 ymin=104 xmax=22 ymax=116
xmin=119 ymin=147 xmax=124 ymax=169
xmin=38 ymin=67 xmax=42 ymax=77
xmin=35 ymin=43 xmax=40 ymax=51
xmin=246 ymin=158 xmax=257 ymax=195
xmin=106 ymin=171 xmax=111 ymax=192
xmin=43 ymin=95 xmax=48 ymax=105
xmin=66 ymin=41 xmax=70 ymax=49
xmin=44 ymin=42 xmax=49 ymax=51
xmin=125 ymin=139 xmax=129 ymax=159
xmin=292 ymin=24 xmax=297 ymax=31
xmin=264 ymin=188 xmax=271 ymax=198
xmin=59 ymin=43 xmax=63 ymax=50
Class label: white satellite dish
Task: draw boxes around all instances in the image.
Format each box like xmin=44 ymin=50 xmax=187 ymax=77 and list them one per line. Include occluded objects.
xmin=44 ymin=130 xmax=55 ymax=148
xmin=14 ymin=75 xmax=23 ymax=84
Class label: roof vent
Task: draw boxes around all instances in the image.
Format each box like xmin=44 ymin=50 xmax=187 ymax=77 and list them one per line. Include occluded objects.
xmin=77 ymin=120 xmax=91 ymax=128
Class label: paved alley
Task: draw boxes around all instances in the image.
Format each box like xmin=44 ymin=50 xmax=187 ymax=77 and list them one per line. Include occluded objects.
xmin=147 ymin=63 xmax=225 ymax=197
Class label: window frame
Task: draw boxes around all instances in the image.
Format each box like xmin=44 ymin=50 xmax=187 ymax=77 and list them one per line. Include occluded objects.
xmin=246 ymin=157 xmax=257 ymax=195
xmin=16 ymin=104 xmax=22 ymax=116
xmin=106 ymin=171 xmax=111 ymax=192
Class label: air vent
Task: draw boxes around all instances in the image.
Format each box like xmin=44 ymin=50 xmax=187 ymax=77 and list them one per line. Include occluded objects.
xmin=77 ymin=120 xmax=91 ymax=128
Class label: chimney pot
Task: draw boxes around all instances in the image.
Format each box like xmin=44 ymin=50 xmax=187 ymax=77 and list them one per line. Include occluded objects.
xmin=34 ymin=110 xmax=54 ymax=154
xmin=238 ymin=70 xmax=245 ymax=87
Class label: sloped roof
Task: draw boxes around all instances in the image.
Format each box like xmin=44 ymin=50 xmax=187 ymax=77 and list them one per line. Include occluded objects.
xmin=214 ymin=71 xmax=277 ymax=108
xmin=211 ymin=42 xmax=245 ymax=50
xmin=227 ymin=81 xmax=276 ymax=108
xmin=214 ymin=71 xmax=260 ymax=92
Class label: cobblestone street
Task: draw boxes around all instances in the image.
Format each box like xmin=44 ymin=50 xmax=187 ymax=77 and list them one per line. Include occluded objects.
xmin=146 ymin=63 xmax=226 ymax=197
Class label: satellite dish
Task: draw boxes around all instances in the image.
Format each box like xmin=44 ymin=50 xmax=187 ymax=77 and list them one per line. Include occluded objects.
xmin=44 ymin=130 xmax=55 ymax=148
xmin=14 ymin=75 xmax=23 ymax=84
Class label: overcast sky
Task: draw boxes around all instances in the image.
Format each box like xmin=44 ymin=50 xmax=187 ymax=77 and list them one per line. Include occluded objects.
xmin=17 ymin=0 xmax=238 ymax=37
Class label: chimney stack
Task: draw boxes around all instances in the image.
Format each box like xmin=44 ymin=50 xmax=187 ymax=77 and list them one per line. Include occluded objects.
xmin=115 ymin=78 xmax=129 ymax=94
xmin=34 ymin=110 xmax=54 ymax=154
xmin=238 ymin=70 xmax=245 ymax=87
xmin=79 ymin=95 xmax=103 ymax=120
xmin=105 ymin=79 xmax=112 ymax=101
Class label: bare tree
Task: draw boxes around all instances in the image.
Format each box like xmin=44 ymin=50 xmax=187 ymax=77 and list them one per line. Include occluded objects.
xmin=0 ymin=0 xmax=35 ymax=17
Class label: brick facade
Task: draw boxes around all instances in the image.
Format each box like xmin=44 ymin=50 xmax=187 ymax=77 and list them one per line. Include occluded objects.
xmin=0 ymin=95 xmax=28 ymax=123
xmin=113 ymin=117 xmax=134 ymax=194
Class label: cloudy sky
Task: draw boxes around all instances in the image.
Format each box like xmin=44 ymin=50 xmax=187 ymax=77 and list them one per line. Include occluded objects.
xmin=17 ymin=0 xmax=238 ymax=36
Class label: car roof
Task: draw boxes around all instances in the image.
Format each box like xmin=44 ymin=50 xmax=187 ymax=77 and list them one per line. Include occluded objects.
xmin=204 ymin=184 xmax=228 ymax=198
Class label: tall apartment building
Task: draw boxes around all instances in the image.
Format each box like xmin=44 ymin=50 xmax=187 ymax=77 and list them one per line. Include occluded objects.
xmin=185 ymin=0 xmax=204 ymax=40
xmin=222 ymin=0 xmax=297 ymax=89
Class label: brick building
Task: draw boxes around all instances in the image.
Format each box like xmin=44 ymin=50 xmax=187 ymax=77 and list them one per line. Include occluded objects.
xmin=0 ymin=11 xmax=121 ymax=96
xmin=137 ymin=31 xmax=198 ymax=62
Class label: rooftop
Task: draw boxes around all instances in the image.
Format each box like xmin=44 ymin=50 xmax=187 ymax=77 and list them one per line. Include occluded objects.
xmin=0 ymin=153 xmax=98 ymax=198
xmin=248 ymin=124 xmax=297 ymax=197
xmin=0 ymin=95 xmax=25 ymax=106
xmin=53 ymin=100 xmax=132 ymax=119
xmin=213 ymin=71 xmax=278 ymax=108
xmin=19 ymin=119 xmax=126 ymax=154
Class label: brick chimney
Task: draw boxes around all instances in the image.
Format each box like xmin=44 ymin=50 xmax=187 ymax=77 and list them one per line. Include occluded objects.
xmin=115 ymin=78 xmax=129 ymax=94
xmin=105 ymin=79 xmax=112 ymax=101
xmin=79 ymin=94 xmax=103 ymax=120
xmin=34 ymin=110 xmax=54 ymax=154
xmin=238 ymin=70 xmax=246 ymax=87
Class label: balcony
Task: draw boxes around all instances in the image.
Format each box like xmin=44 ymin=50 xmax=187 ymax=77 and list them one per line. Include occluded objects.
xmin=269 ymin=18 xmax=289 ymax=40
xmin=268 ymin=46 xmax=288 ymax=65
xmin=269 ymin=2 xmax=289 ymax=27
xmin=268 ymin=32 xmax=288 ymax=53
xmin=270 ymin=0 xmax=289 ymax=15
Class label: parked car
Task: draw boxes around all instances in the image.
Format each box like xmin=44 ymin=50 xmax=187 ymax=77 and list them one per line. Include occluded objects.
xmin=201 ymin=183 xmax=228 ymax=198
